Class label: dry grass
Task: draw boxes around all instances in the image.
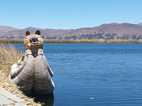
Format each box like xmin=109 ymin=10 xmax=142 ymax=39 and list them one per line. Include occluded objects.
xmin=0 ymin=44 xmax=41 ymax=106
xmin=0 ymin=45 xmax=21 ymax=74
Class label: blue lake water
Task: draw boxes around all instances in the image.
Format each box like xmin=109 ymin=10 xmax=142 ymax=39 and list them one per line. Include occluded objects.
xmin=14 ymin=43 xmax=142 ymax=106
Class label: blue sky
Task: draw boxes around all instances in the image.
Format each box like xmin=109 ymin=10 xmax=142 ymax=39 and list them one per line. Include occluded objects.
xmin=0 ymin=0 xmax=142 ymax=29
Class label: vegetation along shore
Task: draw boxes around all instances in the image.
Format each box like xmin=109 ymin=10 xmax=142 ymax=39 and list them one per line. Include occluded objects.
xmin=1 ymin=39 xmax=142 ymax=44
xmin=0 ymin=45 xmax=41 ymax=106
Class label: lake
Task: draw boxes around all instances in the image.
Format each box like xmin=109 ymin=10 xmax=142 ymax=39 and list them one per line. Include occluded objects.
xmin=14 ymin=43 xmax=142 ymax=106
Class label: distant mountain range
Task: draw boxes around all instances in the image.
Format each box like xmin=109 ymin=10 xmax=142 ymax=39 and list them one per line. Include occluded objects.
xmin=1 ymin=23 xmax=142 ymax=40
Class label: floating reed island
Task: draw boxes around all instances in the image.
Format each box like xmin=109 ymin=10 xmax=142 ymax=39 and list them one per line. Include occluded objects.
xmin=1 ymin=38 xmax=142 ymax=44
xmin=0 ymin=45 xmax=41 ymax=106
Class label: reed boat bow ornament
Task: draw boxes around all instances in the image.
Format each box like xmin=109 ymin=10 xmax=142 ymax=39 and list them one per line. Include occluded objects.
xmin=9 ymin=33 xmax=55 ymax=95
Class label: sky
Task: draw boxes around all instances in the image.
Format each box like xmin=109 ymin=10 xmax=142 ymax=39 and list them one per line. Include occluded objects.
xmin=0 ymin=0 xmax=142 ymax=29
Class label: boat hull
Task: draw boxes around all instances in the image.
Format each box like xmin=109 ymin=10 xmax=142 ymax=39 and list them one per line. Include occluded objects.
xmin=9 ymin=53 xmax=55 ymax=95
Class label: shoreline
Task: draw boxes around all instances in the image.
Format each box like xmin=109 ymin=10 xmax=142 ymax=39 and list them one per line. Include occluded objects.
xmin=0 ymin=47 xmax=41 ymax=106
xmin=1 ymin=39 xmax=142 ymax=44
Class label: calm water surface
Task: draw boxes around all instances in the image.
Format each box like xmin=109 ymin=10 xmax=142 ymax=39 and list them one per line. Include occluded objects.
xmin=14 ymin=43 xmax=142 ymax=106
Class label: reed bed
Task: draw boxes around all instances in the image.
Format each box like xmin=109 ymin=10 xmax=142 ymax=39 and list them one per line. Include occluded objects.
xmin=0 ymin=44 xmax=41 ymax=106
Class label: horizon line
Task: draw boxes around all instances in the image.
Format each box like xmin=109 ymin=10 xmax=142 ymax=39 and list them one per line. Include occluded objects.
xmin=0 ymin=22 xmax=142 ymax=30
